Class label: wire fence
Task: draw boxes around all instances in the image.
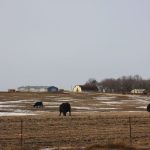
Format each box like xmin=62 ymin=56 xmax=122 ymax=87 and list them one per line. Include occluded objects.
xmin=0 ymin=115 xmax=150 ymax=149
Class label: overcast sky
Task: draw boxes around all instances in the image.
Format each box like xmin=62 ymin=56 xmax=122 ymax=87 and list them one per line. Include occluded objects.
xmin=0 ymin=0 xmax=150 ymax=91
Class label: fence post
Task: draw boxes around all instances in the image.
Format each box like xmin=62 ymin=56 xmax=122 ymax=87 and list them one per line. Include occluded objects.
xmin=129 ymin=117 xmax=132 ymax=145
xmin=21 ymin=120 xmax=23 ymax=150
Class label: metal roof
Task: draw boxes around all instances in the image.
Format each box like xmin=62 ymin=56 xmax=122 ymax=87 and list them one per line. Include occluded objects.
xmin=18 ymin=86 xmax=50 ymax=89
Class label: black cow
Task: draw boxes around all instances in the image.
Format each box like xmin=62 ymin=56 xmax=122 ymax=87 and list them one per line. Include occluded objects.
xmin=59 ymin=102 xmax=71 ymax=116
xmin=33 ymin=101 xmax=43 ymax=108
xmin=147 ymin=103 xmax=150 ymax=112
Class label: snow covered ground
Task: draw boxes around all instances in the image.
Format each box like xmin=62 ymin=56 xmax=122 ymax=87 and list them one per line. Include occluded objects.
xmin=0 ymin=93 xmax=149 ymax=116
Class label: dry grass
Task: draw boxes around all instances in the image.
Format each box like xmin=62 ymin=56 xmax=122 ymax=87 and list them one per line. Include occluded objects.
xmin=0 ymin=112 xmax=149 ymax=150
xmin=0 ymin=92 xmax=149 ymax=150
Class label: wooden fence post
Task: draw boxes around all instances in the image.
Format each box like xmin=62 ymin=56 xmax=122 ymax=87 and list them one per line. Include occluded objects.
xmin=129 ymin=117 xmax=132 ymax=145
xmin=21 ymin=120 xmax=23 ymax=150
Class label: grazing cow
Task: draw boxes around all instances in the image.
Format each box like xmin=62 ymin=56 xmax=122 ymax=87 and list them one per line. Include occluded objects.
xmin=147 ymin=103 xmax=150 ymax=112
xmin=59 ymin=102 xmax=71 ymax=116
xmin=33 ymin=101 xmax=43 ymax=108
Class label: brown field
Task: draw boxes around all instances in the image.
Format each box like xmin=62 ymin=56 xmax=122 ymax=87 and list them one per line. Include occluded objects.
xmin=0 ymin=92 xmax=150 ymax=150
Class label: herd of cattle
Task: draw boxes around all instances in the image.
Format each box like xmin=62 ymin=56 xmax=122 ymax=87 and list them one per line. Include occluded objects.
xmin=33 ymin=101 xmax=150 ymax=116
xmin=33 ymin=101 xmax=71 ymax=116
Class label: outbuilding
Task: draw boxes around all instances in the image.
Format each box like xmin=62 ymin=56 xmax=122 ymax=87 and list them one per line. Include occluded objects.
xmin=130 ymin=89 xmax=147 ymax=94
xmin=18 ymin=86 xmax=49 ymax=92
xmin=47 ymin=86 xmax=58 ymax=92
xmin=73 ymin=85 xmax=98 ymax=92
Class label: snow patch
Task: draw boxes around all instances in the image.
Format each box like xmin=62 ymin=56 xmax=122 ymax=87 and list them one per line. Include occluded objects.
xmin=136 ymin=106 xmax=147 ymax=109
xmin=95 ymin=96 xmax=116 ymax=101
xmin=0 ymin=112 xmax=36 ymax=116
xmin=101 ymin=101 xmax=123 ymax=105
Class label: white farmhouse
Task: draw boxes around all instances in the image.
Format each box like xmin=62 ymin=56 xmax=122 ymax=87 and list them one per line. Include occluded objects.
xmin=130 ymin=89 xmax=147 ymax=94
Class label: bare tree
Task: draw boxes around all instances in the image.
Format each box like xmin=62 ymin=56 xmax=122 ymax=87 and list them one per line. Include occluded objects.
xmin=86 ymin=78 xmax=98 ymax=86
xmin=97 ymin=75 xmax=150 ymax=93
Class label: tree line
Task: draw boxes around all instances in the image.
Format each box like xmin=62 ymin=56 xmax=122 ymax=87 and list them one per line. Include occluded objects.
xmin=85 ymin=75 xmax=150 ymax=93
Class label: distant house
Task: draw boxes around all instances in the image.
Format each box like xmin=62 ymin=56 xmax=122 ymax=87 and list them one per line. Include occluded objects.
xmin=47 ymin=86 xmax=58 ymax=92
xmin=18 ymin=86 xmax=49 ymax=92
xmin=97 ymin=85 xmax=109 ymax=93
xmin=8 ymin=89 xmax=16 ymax=92
xmin=130 ymin=89 xmax=147 ymax=94
xmin=73 ymin=85 xmax=98 ymax=92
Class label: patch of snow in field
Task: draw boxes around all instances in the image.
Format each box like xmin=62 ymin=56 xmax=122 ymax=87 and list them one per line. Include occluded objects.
xmin=136 ymin=106 xmax=147 ymax=109
xmin=41 ymin=148 xmax=57 ymax=150
xmin=95 ymin=96 xmax=116 ymax=101
xmin=0 ymin=105 xmax=23 ymax=107
xmin=14 ymin=109 xmax=33 ymax=113
xmin=90 ymin=104 xmax=102 ymax=106
xmin=18 ymin=99 xmax=35 ymax=103
xmin=41 ymin=147 xmax=85 ymax=150
xmin=97 ymin=108 xmax=119 ymax=110
xmin=0 ymin=99 xmax=35 ymax=104
xmin=0 ymin=112 xmax=36 ymax=116
xmin=72 ymin=106 xmax=93 ymax=110
xmin=44 ymin=102 xmax=60 ymax=105
xmin=101 ymin=101 xmax=123 ymax=105
xmin=45 ymin=96 xmax=57 ymax=98
xmin=128 ymin=95 xmax=149 ymax=100
xmin=122 ymin=111 xmax=143 ymax=112
xmin=55 ymin=97 xmax=72 ymax=100
xmin=121 ymin=100 xmax=136 ymax=102
xmin=0 ymin=101 xmax=20 ymax=104
xmin=46 ymin=106 xmax=58 ymax=108
xmin=121 ymin=99 xmax=149 ymax=104
xmin=56 ymin=99 xmax=74 ymax=102
xmin=136 ymin=99 xmax=149 ymax=104
xmin=72 ymin=106 xmax=119 ymax=111
xmin=72 ymin=106 xmax=118 ymax=110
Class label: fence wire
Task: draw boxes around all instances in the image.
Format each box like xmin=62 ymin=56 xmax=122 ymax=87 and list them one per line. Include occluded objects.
xmin=0 ymin=116 xmax=149 ymax=149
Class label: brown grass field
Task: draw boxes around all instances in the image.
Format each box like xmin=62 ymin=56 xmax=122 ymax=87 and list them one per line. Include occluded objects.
xmin=0 ymin=92 xmax=150 ymax=150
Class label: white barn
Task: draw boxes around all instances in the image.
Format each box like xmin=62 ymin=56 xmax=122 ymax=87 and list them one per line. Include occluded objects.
xmin=73 ymin=85 xmax=82 ymax=92
xmin=73 ymin=85 xmax=98 ymax=92
xmin=17 ymin=86 xmax=49 ymax=92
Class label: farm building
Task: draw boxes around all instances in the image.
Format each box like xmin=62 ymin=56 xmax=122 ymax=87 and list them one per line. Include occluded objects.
xmin=18 ymin=86 xmax=48 ymax=92
xmin=73 ymin=85 xmax=98 ymax=92
xmin=47 ymin=86 xmax=58 ymax=92
xmin=17 ymin=86 xmax=59 ymax=92
xmin=8 ymin=89 xmax=16 ymax=92
xmin=130 ymin=89 xmax=147 ymax=94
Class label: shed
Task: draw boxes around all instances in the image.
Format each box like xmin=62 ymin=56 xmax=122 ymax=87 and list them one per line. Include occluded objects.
xmin=47 ymin=86 xmax=58 ymax=92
